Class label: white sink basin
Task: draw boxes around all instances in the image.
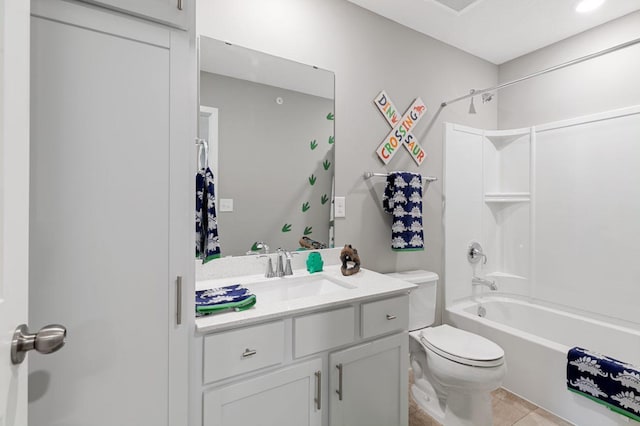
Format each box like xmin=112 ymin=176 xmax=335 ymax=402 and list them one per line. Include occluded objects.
xmin=246 ymin=274 xmax=356 ymax=304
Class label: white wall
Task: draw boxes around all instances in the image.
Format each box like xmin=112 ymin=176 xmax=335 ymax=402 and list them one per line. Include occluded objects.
xmin=196 ymin=0 xmax=498 ymax=311
xmin=498 ymin=10 xmax=640 ymax=129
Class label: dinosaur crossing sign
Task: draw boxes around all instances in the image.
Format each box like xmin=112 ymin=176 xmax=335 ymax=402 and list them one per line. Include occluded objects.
xmin=374 ymin=91 xmax=427 ymax=165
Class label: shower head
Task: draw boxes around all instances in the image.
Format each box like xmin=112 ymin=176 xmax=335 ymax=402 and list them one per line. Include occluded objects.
xmin=468 ymin=89 xmax=477 ymax=114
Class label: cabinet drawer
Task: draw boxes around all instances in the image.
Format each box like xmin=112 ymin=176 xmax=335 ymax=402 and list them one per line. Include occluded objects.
xmin=203 ymin=321 xmax=285 ymax=384
xmin=361 ymin=295 xmax=409 ymax=339
xmin=294 ymin=306 xmax=355 ymax=358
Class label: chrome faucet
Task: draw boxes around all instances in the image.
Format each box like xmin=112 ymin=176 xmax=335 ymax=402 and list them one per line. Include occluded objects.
xmin=273 ymin=249 xmax=298 ymax=277
xmin=275 ymin=248 xmax=285 ymax=277
xmin=284 ymin=251 xmax=298 ymax=276
xmin=259 ymin=255 xmax=275 ymax=278
xmin=472 ymin=276 xmax=497 ymax=291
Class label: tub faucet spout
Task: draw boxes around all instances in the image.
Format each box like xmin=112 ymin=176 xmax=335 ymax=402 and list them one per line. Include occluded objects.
xmin=472 ymin=276 xmax=497 ymax=291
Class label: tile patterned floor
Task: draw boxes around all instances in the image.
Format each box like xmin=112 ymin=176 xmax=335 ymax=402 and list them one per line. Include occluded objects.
xmin=409 ymin=386 xmax=573 ymax=426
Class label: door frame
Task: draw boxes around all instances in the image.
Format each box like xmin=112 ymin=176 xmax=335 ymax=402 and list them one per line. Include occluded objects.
xmin=0 ymin=0 xmax=31 ymax=424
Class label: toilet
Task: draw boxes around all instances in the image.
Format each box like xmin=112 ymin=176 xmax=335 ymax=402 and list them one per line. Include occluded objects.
xmin=386 ymin=270 xmax=506 ymax=426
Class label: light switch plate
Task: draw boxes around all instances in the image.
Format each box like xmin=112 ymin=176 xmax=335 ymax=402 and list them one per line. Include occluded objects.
xmin=219 ymin=198 xmax=233 ymax=212
xmin=334 ymin=196 xmax=346 ymax=218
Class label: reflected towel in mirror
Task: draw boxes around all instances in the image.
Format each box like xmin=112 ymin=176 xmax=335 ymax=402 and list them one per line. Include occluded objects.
xmin=196 ymin=167 xmax=221 ymax=262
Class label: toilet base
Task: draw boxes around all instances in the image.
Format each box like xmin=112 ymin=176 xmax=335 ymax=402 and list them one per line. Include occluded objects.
xmin=443 ymin=391 xmax=493 ymax=426
xmin=411 ymin=382 xmax=494 ymax=426
xmin=411 ymin=383 xmax=445 ymax=424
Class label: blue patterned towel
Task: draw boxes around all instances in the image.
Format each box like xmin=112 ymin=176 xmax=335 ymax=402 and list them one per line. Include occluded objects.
xmin=195 ymin=284 xmax=256 ymax=316
xmin=196 ymin=167 xmax=221 ymax=263
xmin=567 ymin=347 xmax=640 ymax=422
xmin=382 ymin=172 xmax=424 ymax=251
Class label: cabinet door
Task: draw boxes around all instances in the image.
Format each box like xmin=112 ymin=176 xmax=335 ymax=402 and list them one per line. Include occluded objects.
xmin=329 ymin=333 xmax=409 ymax=426
xmin=78 ymin=0 xmax=189 ymax=29
xmin=204 ymin=358 xmax=322 ymax=426
xmin=29 ymin=1 xmax=193 ymax=425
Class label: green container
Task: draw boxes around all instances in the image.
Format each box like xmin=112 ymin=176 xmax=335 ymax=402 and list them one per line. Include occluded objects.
xmin=306 ymin=251 xmax=324 ymax=273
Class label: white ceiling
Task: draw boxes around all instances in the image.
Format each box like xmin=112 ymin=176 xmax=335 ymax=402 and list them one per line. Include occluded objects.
xmin=346 ymin=0 xmax=640 ymax=64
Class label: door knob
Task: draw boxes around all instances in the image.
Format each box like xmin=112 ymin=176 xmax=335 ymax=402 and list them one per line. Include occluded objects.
xmin=11 ymin=324 xmax=67 ymax=365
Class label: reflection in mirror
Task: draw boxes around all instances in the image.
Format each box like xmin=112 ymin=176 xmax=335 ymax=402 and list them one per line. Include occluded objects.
xmin=198 ymin=36 xmax=335 ymax=257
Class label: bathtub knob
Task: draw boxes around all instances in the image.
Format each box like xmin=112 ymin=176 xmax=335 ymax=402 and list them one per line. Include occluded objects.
xmin=468 ymin=241 xmax=487 ymax=264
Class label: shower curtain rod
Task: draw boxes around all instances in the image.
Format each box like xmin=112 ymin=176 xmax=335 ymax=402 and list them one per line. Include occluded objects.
xmin=440 ymin=36 xmax=640 ymax=108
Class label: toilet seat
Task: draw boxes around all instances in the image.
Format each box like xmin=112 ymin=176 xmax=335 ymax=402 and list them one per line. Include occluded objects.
xmin=419 ymin=325 xmax=504 ymax=367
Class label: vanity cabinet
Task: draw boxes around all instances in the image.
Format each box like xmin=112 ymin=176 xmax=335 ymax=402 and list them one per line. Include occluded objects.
xmin=203 ymin=358 xmax=322 ymax=426
xmin=197 ymin=294 xmax=409 ymax=426
xmin=329 ymin=333 xmax=408 ymax=426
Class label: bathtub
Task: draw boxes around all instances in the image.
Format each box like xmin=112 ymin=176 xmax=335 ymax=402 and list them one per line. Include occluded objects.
xmin=446 ymin=296 xmax=640 ymax=426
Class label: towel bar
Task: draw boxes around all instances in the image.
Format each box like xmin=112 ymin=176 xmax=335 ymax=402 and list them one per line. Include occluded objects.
xmin=363 ymin=172 xmax=438 ymax=182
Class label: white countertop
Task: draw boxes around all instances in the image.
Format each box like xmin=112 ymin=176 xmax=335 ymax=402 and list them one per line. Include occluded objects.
xmin=195 ymin=265 xmax=416 ymax=334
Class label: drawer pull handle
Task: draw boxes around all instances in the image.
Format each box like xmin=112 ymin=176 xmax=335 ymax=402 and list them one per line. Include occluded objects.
xmin=242 ymin=348 xmax=257 ymax=358
xmin=336 ymin=363 xmax=343 ymax=401
xmin=314 ymin=370 xmax=321 ymax=410
xmin=386 ymin=314 xmax=397 ymax=320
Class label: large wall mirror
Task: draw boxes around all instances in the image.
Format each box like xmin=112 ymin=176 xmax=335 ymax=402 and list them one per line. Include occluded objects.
xmin=198 ymin=36 xmax=335 ymax=257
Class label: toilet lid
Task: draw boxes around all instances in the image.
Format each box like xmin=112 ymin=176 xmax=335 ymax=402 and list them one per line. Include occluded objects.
xmin=420 ymin=325 xmax=505 ymax=367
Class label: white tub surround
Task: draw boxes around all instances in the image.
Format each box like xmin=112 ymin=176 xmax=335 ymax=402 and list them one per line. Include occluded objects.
xmin=444 ymin=105 xmax=640 ymax=318
xmin=447 ymin=296 xmax=640 ymax=426
xmin=193 ymin=249 xmax=415 ymax=426
xmin=444 ymin=105 xmax=640 ymax=425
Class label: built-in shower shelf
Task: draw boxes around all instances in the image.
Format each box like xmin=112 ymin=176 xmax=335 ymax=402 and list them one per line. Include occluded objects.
xmin=484 ymin=192 xmax=530 ymax=203
xmin=486 ymin=272 xmax=527 ymax=281
xmin=484 ymin=129 xmax=529 ymax=149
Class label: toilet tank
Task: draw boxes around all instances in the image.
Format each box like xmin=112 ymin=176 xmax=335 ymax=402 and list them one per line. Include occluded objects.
xmin=385 ymin=270 xmax=438 ymax=331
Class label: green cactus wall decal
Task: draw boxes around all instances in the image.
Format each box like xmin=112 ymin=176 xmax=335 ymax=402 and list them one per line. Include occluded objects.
xmin=308 ymin=174 xmax=316 ymax=186
xmin=328 ymin=136 xmax=335 ymax=145
xmin=326 ymin=112 xmax=334 ymax=120
xmin=323 ymin=159 xmax=331 ymax=170
xmin=304 ymin=226 xmax=313 ymax=235
xmin=281 ymin=223 xmax=292 ymax=233
xmin=302 ymin=202 xmax=310 ymax=212
xmin=321 ymin=194 xmax=329 ymax=205
xmin=310 ymin=139 xmax=318 ymax=150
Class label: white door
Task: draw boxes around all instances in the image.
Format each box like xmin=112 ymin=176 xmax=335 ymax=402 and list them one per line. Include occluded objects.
xmin=28 ymin=1 xmax=191 ymax=424
xmin=0 ymin=0 xmax=31 ymax=424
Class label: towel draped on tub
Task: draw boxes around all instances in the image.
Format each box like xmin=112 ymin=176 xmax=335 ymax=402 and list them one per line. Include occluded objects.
xmin=567 ymin=346 xmax=640 ymax=422
xmin=383 ymin=171 xmax=424 ymax=251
